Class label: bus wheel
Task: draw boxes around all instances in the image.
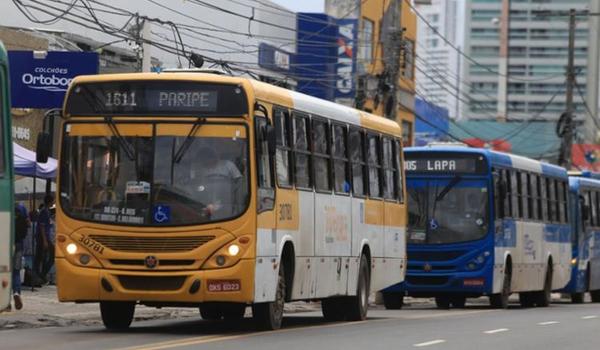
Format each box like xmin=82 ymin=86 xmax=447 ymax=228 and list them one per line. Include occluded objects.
xmin=590 ymin=290 xmax=600 ymax=303
xmin=199 ymin=303 xmax=223 ymax=320
xmin=450 ymin=296 xmax=466 ymax=308
xmin=571 ymin=292 xmax=585 ymax=304
xmin=519 ymin=292 xmax=535 ymax=308
xmin=435 ymin=296 xmax=451 ymax=309
xmin=252 ymin=261 xmax=286 ymax=330
xmin=346 ymin=254 xmax=371 ymax=321
xmin=382 ymin=292 xmax=404 ymax=310
xmin=100 ymin=301 xmax=135 ymax=330
xmin=321 ymin=297 xmax=347 ymax=321
xmin=222 ymin=304 xmax=246 ymax=321
xmin=490 ymin=267 xmax=511 ymax=309
xmin=535 ymin=263 xmax=553 ymax=307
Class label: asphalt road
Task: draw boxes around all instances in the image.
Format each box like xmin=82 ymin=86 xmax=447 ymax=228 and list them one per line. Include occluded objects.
xmin=2 ymin=299 xmax=599 ymax=350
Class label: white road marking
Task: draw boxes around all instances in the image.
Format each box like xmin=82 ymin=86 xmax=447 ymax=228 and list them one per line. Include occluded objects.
xmin=484 ymin=328 xmax=509 ymax=334
xmin=582 ymin=315 xmax=598 ymax=320
xmin=537 ymin=321 xmax=559 ymax=326
xmin=413 ymin=339 xmax=446 ymax=347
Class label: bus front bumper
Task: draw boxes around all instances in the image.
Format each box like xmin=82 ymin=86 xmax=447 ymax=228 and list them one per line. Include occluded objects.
xmin=55 ymin=257 xmax=255 ymax=304
xmin=384 ymin=268 xmax=493 ymax=297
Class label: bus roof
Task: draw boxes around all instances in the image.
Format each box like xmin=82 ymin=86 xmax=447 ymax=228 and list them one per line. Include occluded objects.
xmin=569 ymin=175 xmax=600 ymax=191
xmin=405 ymin=146 xmax=567 ymax=179
xmin=67 ymin=72 xmax=401 ymax=137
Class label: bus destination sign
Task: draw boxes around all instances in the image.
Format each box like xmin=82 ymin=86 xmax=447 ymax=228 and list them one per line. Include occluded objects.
xmin=404 ymin=157 xmax=485 ymax=174
xmin=65 ymin=81 xmax=247 ymax=116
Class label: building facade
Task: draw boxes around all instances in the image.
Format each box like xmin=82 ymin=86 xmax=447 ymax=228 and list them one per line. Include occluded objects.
xmin=463 ymin=0 xmax=599 ymax=129
xmin=415 ymin=0 xmax=463 ymax=120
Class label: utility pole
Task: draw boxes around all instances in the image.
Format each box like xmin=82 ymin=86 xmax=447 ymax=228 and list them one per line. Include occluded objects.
xmin=141 ymin=19 xmax=152 ymax=72
xmin=559 ymin=9 xmax=577 ymax=169
xmin=382 ymin=0 xmax=403 ymax=120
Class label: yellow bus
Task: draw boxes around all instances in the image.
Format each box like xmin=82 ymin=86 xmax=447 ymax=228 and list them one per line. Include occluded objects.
xmin=52 ymin=72 xmax=407 ymax=330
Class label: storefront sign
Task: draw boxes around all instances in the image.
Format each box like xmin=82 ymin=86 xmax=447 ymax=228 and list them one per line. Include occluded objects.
xmin=335 ymin=19 xmax=357 ymax=105
xmin=8 ymin=51 xmax=99 ymax=108
xmin=258 ymin=43 xmax=293 ymax=73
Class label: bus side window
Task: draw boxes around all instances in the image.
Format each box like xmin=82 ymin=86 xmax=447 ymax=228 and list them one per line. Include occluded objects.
xmin=393 ymin=139 xmax=404 ymax=202
xmin=332 ymin=123 xmax=350 ymax=194
xmin=312 ymin=118 xmax=331 ymax=192
xmin=274 ymin=108 xmax=292 ymax=188
xmin=540 ymin=176 xmax=548 ymax=222
xmin=367 ymin=133 xmax=382 ymax=198
xmin=503 ymin=169 xmax=512 ymax=218
xmin=293 ymin=112 xmax=312 ymax=189
xmin=548 ymin=179 xmax=557 ymax=222
xmin=382 ymin=136 xmax=395 ymax=200
xmin=493 ymin=169 xmax=504 ymax=219
xmin=536 ymin=175 xmax=543 ymax=221
xmin=590 ymin=190 xmax=597 ymax=227
xmin=255 ymin=116 xmax=275 ymax=212
xmin=557 ymin=181 xmax=566 ymax=224
xmin=349 ymin=128 xmax=367 ymax=197
xmin=595 ymin=190 xmax=600 ymax=227
xmin=511 ymin=171 xmax=520 ymax=218
xmin=529 ymin=174 xmax=538 ymax=221
xmin=520 ymin=172 xmax=529 ymax=220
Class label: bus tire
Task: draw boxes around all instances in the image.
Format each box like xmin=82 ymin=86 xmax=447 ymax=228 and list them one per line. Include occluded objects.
xmin=571 ymin=292 xmax=585 ymax=304
xmin=519 ymin=292 xmax=535 ymax=308
xmin=490 ymin=263 xmax=511 ymax=309
xmin=382 ymin=292 xmax=404 ymax=310
xmin=100 ymin=301 xmax=135 ymax=330
xmin=199 ymin=303 xmax=223 ymax=321
xmin=346 ymin=254 xmax=370 ymax=321
xmin=435 ymin=296 xmax=451 ymax=309
xmin=450 ymin=296 xmax=466 ymax=308
xmin=321 ymin=297 xmax=347 ymax=321
xmin=252 ymin=261 xmax=286 ymax=330
xmin=590 ymin=290 xmax=600 ymax=303
xmin=535 ymin=262 xmax=553 ymax=307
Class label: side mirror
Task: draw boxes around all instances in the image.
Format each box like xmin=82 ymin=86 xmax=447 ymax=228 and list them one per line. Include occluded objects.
xmin=266 ymin=125 xmax=276 ymax=156
xmin=36 ymin=131 xmax=51 ymax=163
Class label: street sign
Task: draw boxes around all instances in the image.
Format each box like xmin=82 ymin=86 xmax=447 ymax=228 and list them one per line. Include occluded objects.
xmin=8 ymin=50 xmax=99 ymax=108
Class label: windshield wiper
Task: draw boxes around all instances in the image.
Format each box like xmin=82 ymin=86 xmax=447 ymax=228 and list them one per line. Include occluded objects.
xmin=174 ymin=117 xmax=206 ymax=163
xmin=104 ymin=116 xmax=135 ymax=161
xmin=435 ymin=175 xmax=462 ymax=202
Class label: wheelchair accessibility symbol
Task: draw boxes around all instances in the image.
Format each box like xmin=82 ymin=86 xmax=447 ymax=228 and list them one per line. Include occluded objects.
xmin=153 ymin=205 xmax=171 ymax=224
xmin=429 ymin=218 xmax=439 ymax=230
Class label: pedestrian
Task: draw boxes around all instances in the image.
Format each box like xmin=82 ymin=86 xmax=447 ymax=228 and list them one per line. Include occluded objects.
xmin=13 ymin=202 xmax=30 ymax=310
xmin=34 ymin=195 xmax=54 ymax=284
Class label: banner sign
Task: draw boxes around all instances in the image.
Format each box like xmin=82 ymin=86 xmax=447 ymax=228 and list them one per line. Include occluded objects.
xmin=8 ymin=51 xmax=99 ymax=108
xmin=334 ymin=19 xmax=357 ymax=106
xmin=258 ymin=43 xmax=293 ymax=73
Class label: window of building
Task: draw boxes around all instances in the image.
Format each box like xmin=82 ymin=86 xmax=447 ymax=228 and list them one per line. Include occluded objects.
xmin=359 ymin=18 xmax=374 ymax=64
xmin=401 ymin=39 xmax=415 ymax=79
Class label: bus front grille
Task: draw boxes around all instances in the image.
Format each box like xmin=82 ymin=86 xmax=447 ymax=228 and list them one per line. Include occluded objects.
xmin=89 ymin=235 xmax=215 ymax=253
xmin=117 ymin=275 xmax=186 ymax=291
xmin=407 ymin=251 xmax=466 ymax=262
xmin=406 ymin=276 xmax=449 ymax=286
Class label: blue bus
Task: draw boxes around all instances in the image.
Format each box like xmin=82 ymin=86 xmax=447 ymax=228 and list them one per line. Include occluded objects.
xmin=382 ymin=147 xmax=572 ymax=309
xmin=559 ymin=173 xmax=600 ymax=303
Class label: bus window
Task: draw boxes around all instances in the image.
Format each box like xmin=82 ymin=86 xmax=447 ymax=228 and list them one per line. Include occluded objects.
xmin=274 ymin=108 xmax=292 ymax=187
xmin=540 ymin=176 xmax=548 ymax=222
xmin=349 ymin=128 xmax=366 ymax=196
xmin=529 ymin=174 xmax=538 ymax=220
xmin=503 ymin=169 xmax=512 ymax=217
xmin=393 ymin=139 xmax=404 ymax=202
xmin=493 ymin=170 xmax=503 ymax=219
xmin=511 ymin=171 xmax=520 ymax=218
xmin=536 ymin=175 xmax=543 ymax=221
xmin=293 ymin=113 xmax=311 ymax=189
xmin=312 ymin=118 xmax=331 ymax=192
xmin=555 ymin=180 xmax=563 ymax=223
xmin=256 ymin=116 xmax=275 ymax=212
xmin=520 ymin=172 xmax=529 ymax=219
xmin=332 ymin=124 xmax=350 ymax=194
xmin=547 ymin=178 xmax=557 ymax=222
xmin=382 ymin=137 xmax=395 ymax=200
xmin=590 ymin=190 xmax=597 ymax=227
xmin=367 ymin=133 xmax=382 ymax=198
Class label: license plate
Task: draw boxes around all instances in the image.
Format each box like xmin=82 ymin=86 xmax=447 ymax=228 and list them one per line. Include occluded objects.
xmin=463 ymin=278 xmax=485 ymax=286
xmin=207 ymin=279 xmax=241 ymax=292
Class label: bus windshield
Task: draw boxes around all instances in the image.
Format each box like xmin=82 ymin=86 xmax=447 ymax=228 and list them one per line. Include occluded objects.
xmin=59 ymin=122 xmax=249 ymax=226
xmin=407 ymin=178 xmax=489 ymax=244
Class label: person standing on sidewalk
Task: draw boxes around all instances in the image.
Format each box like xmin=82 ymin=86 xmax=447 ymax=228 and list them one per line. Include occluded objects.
xmin=13 ymin=202 xmax=30 ymax=310
xmin=38 ymin=195 xmax=55 ymax=283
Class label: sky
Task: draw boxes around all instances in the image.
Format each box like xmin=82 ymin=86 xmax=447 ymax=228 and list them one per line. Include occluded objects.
xmin=272 ymin=0 xmax=324 ymax=13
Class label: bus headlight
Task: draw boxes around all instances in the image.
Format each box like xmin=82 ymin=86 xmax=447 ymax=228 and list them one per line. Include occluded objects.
xmin=66 ymin=243 xmax=78 ymax=255
xmin=571 ymin=258 xmax=577 ymax=266
xmin=202 ymin=236 xmax=252 ymax=270
xmin=228 ymin=244 xmax=240 ymax=256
